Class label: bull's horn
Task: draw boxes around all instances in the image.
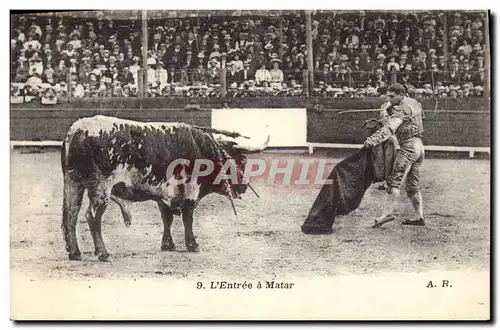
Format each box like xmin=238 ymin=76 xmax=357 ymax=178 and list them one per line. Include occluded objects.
xmin=233 ymin=135 xmax=270 ymax=153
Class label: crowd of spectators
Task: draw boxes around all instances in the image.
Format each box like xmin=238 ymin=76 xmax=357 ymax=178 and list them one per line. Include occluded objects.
xmin=10 ymin=10 xmax=487 ymax=102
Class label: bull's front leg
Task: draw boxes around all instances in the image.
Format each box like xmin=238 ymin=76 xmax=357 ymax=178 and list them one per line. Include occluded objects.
xmin=157 ymin=200 xmax=176 ymax=251
xmin=181 ymin=199 xmax=199 ymax=252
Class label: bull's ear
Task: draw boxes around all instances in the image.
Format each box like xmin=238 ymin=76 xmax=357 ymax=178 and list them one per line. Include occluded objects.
xmin=217 ymin=139 xmax=238 ymax=149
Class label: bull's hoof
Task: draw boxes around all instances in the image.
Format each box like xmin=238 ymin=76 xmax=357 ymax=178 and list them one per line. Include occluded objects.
xmin=171 ymin=207 xmax=181 ymax=216
xmin=68 ymin=252 xmax=82 ymax=261
xmin=161 ymin=243 xmax=176 ymax=251
xmin=301 ymin=225 xmax=333 ymax=235
xmin=186 ymin=243 xmax=199 ymax=252
xmin=97 ymin=253 xmax=110 ymax=262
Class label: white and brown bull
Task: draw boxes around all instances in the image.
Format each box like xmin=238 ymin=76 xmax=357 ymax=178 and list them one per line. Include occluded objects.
xmin=61 ymin=115 xmax=269 ymax=261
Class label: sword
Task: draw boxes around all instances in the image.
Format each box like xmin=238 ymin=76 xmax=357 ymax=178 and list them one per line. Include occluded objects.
xmin=337 ymin=109 xmax=383 ymax=115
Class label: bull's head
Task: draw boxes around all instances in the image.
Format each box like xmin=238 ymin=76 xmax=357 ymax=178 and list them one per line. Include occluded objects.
xmin=214 ymin=135 xmax=270 ymax=199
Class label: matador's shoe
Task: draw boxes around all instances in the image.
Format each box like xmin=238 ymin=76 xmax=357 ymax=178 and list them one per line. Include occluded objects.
xmin=402 ymin=218 xmax=426 ymax=226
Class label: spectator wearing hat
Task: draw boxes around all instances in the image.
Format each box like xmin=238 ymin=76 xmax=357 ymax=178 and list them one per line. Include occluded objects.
xmin=78 ymin=60 xmax=92 ymax=84
xmin=207 ymin=59 xmax=221 ymax=85
xmin=475 ymin=55 xmax=484 ymax=70
xmin=220 ymin=34 xmax=234 ymax=54
xmin=270 ymin=58 xmax=284 ymax=89
xmin=435 ymin=55 xmax=445 ymax=72
xmin=208 ymin=44 xmax=221 ymax=63
xmin=43 ymin=62 xmax=55 ymax=84
xmin=14 ymin=24 xmax=26 ymax=44
xmin=447 ymin=60 xmax=461 ymax=85
xmin=129 ymin=56 xmax=141 ymax=86
xmin=313 ymin=54 xmax=324 ymax=71
xmin=448 ymin=86 xmax=459 ymax=99
xmin=432 ymin=63 xmax=444 ymax=85
xmin=331 ymin=66 xmax=348 ymax=88
xmin=237 ymin=61 xmax=254 ymax=85
xmin=374 ymin=53 xmax=386 ymax=72
xmin=53 ymin=59 xmax=68 ymax=84
xmin=40 ymin=45 xmax=54 ymax=69
xmin=324 ymin=50 xmax=337 ymax=70
xmin=109 ymin=66 xmax=121 ymax=85
xmin=150 ymin=32 xmax=162 ymax=52
xmin=230 ymin=53 xmax=243 ymax=72
xmin=192 ymin=62 xmax=207 ymax=86
xmin=65 ymin=43 xmax=78 ymax=59
xmin=115 ymin=52 xmax=126 ymax=70
xmin=117 ymin=66 xmax=134 ymax=86
xmin=399 ymin=69 xmax=412 ymax=87
xmin=122 ymin=50 xmax=135 ymax=68
xmin=397 ymin=52 xmax=407 ymax=68
xmin=373 ymin=68 xmax=387 ymax=88
xmin=473 ymin=68 xmax=485 ymax=87
xmin=29 ymin=52 xmax=44 ymax=76
xmin=184 ymin=32 xmax=198 ymax=55
xmin=108 ymin=55 xmax=119 ymax=72
xmin=436 ymin=84 xmax=447 ymax=98
xmin=255 ymin=62 xmax=271 ymax=86
xmin=387 ymin=56 xmax=400 ymax=73
xmin=147 ymin=58 xmax=158 ymax=87
xmin=226 ymin=62 xmax=239 ymax=86
xmin=345 ymin=43 xmax=357 ymax=60
xmin=317 ymin=63 xmax=332 ymax=87
xmin=168 ymin=44 xmax=183 ymax=82
xmin=68 ymin=57 xmax=78 ymax=77
xmin=458 ymin=39 xmax=473 ymax=58
xmin=371 ymin=27 xmax=388 ymax=48
xmin=361 ymin=54 xmax=373 ymax=73
xmin=69 ymin=32 xmax=82 ymax=50
xmin=462 ymin=84 xmax=472 ymax=98
xmin=155 ymin=61 xmax=168 ymax=91
xmin=23 ymin=34 xmax=42 ymax=52
xmin=414 ymin=69 xmax=431 ymax=88
xmin=26 ymin=71 xmax=43 ymax=90
xmin=314 ymin=32 xmax=332 ymax=55
xmin=344 ymin=28 xmax=360 ymax=48
xmin=181 ymin=51 xmax=195 ymax=84
xmin=73 ymin=81 xmax=85 ymax=98
xmin=473 ymin=85 xmax=484 ymax=97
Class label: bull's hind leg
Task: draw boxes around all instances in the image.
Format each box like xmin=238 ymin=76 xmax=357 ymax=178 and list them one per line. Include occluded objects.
xmin=181 ymin=200 xmax=199 ymax=252
xmin=62 ymin=178 xmax=85 ymax=260
xmin=157 ymin=200 xmax=176 ymax=251
xmin=85 ymin=180 xmax=112 ymax=262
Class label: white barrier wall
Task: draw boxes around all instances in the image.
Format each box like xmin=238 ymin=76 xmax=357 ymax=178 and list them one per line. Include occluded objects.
xmin=211 ymin=108 xmax=308 ymax=147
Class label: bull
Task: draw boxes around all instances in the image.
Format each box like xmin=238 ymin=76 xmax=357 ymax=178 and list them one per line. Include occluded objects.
xmin=61 ymin=115 xmax=269 ymax=261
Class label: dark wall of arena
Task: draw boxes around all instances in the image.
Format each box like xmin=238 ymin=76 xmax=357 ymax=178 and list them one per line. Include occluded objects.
xmin=10 ymin=109 xmax=212 ymax=141
xmin=11 ymin=96 xmax=490 ymax=111
xmin=11 ymin=103 xmax=490 ymax=148
xmin=308 ymin=110 xmax=490 ymax=147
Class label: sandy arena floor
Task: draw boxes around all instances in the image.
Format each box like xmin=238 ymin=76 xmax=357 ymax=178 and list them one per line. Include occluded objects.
xmin=10 ymin=149 xmax=490 ymax=280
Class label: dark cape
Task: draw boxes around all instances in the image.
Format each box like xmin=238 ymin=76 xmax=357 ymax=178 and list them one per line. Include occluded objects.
xmin=301 ymin=119 xmax=397 ymax=234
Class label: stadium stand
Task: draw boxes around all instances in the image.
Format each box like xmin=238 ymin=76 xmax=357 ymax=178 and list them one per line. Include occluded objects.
xmin=10 ymin=10 xmax=487 ymax=101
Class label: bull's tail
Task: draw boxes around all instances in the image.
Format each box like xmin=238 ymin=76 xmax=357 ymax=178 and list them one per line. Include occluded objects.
xmin=61 ymin=126 xmax=83 ymax=251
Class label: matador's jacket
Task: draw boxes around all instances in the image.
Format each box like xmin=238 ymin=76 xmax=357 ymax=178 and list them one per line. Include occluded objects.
xmin=365 ymin=96 xmax=424 ymax=146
